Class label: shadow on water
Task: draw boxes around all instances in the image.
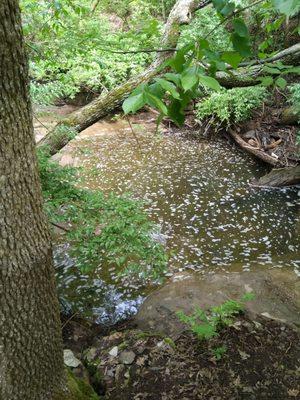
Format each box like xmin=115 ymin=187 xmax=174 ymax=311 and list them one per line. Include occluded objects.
xmin=53 ymin=118 xmax=300 ymax=324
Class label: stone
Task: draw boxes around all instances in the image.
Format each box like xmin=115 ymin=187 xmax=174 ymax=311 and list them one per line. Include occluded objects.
xmin=64 ymin=349 xmax=82 ymax=368
xmin=109 ymin=346 xmax=119 ymax=357
xmin=119 ymin=350 xmax=136 ymax=365
xmin=135 ymin=270 xmax=300 ymax=336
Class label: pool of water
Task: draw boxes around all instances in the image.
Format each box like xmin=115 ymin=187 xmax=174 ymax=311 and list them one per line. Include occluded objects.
xmin=54 ymin=118 xmax=300 ymax=324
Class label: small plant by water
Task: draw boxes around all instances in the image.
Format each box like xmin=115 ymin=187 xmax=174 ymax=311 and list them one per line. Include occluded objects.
xmin=177 ymin=293 xmax=255 ymax=341
xmin=38 ymin=148 xmax=168 ymax=281
xmin=177 ymin=293 xmax=255 ymax=360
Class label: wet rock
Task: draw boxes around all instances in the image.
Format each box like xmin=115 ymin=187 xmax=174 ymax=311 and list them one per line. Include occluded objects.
xmin=135 ymin=271 xmax=300 ymax=336
xmin=119 ymin=350 xmax=136 ymax=365
xmin=64 ymin=349 xmax=82 ymax=368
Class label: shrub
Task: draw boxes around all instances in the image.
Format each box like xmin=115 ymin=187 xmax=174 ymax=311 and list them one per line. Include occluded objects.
xmin=196 ymin=86 xmax=268 ymax=127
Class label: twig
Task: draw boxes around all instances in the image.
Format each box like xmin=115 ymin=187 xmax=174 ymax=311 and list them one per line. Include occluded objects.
xmin=62 ymin=312 xmax=79 ymax=329
xmin=33 ymin=113 xmax=50 ymax=132
xmin=125 ymin=115 xmax=142 ymax=152
xmin=51 ymin=221 xmax=70 ymax=233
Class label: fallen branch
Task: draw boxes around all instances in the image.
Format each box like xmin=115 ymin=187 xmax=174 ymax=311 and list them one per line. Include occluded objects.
xmin=228 ymin=128 xmax=283 ymax=167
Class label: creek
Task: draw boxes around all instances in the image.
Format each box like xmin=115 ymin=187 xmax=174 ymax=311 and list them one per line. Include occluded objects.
xmin=41 ymin=113 xmax=300 ymax=324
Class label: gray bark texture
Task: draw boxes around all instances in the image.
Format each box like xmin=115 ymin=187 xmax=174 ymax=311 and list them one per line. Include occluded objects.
xmin=38 ymin=0 xmax=210 ymax=155
xmin=255 ymin=165 xmax=300 ymax=187
xmin=0 ymin=1 xmax=66 ymax=399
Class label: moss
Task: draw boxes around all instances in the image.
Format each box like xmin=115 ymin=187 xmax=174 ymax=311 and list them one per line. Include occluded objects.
xmin=53 ymin=369 xmax=100 ymax=400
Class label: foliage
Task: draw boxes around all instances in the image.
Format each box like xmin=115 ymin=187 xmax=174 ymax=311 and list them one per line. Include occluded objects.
xmin=30 ymin=81 xmax=69 ymax=106
xmin=122 ymin=0 xmax=299 ymax=126
xmin=38 ymin=149 xmax=168 ymax=281
xmin=179 ymin=6 xmax=232 ymax=51
xmin=21 ymin=0 xmax=162 ymax=104
xmin=289 ymin=83 xmax=300 ymax=109
xmin=212 ymin=345 xmax=227 ymax=360
xmin=289 ymin=84 xmax=300 ymax=144
xmin=196 ymin=86 xmax=267 ymax=126
xmin=177 ymin=293 xmax=255 ymax=341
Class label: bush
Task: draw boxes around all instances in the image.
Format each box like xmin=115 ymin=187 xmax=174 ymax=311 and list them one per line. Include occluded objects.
xmin=196 ymin=86 xmax=268 ymax=127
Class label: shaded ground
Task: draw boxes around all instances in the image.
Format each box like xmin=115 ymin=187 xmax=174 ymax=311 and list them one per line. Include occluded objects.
xmin=71 ymin=313 xmax=300 ymax=400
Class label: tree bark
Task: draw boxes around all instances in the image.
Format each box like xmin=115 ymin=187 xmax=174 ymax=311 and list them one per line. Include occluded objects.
xmin=38 ymin=0 xmax=211 ymax=155
xmin=252 ymin=165 xmax=300 ymax=187
xmin=0 ymin=1 xmax=66 ymax=399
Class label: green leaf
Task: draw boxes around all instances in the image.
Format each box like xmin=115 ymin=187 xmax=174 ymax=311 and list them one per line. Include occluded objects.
xmin=221 ymin=51 xmax=242 ymax=69
xmin=233 ymin=18 xmax=249 ymax=38
xmin=198 ymin=75 xmax=221 ymax=91
xmin=258 ymin=76 xmax=274 ymax=87
xmin=275 ymin=77 xmax=287 ymax=89
xmin=122 ymin=93 xmax=145 ymax=114
xmin=144 ymin=92 xmax=168 ymax=115
xmin=168 ymin=99 xmax=185 ymax=126
xmin=281 ymin=66 xmax=300 ymax=75
xmin=263 ymin=66 xmax=282 ymax=75
xmin=155 ymin=78 xmax=181 ymax=99
xmin=198 ymin=38 xmax=210 ymax=49
xmin=220 ymin=2 xmax=235 ymax=16
xmin=212 ymin=0 xmax=225 ymax=12
xmin=271 ymin=0 xmax=300 ymax=16
xmin=231 ymin=33 xmax=252 ymax=57
xmin=164 ymin=73 xmax=181 ymax=86
xmin=181 ymin=66 xmax=199 ymax=92
xmin=148 ymin=82 xmax=165 ymax=98
xmin=213 ymin=0 xmax=235 ymax=16
xmin=168 ymin=44 xmax=193 ymax=73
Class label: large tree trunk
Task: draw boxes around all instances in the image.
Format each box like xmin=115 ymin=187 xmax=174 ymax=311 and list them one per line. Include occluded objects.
xmin=38 ymin=0 xmax=211 ymax=155
xmin=0 ymin=1 xmax=66 ymax=399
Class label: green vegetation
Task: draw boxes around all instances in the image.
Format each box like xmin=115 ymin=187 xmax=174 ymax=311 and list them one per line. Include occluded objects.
xmin=212 ymin=345 xmax=227 ymax=360
xmin=196 ymin=86 xmax=268 ymax=127
xmin=177 ymin=293 xmax=255 ymax=341
xmin=59 ymin=369 xmax=100 ymax=400
xmin=122 ymin=1 xmax=300 ymax=127
xmin=21 ymin=0 xmax=165 ymax=104
xmin=289 ymin=84 xmax=300 ymax=109
xmin=38 ymin=149 xmax=167 ymax=281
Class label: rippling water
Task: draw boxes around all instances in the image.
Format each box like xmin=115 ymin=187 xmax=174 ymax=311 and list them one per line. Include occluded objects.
xmin=54 ymin=120 xmax=300 ymax=324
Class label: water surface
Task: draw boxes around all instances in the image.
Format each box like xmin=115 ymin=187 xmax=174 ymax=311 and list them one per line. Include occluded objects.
xmin=54 ymin=118 xmax=300 ymax=324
